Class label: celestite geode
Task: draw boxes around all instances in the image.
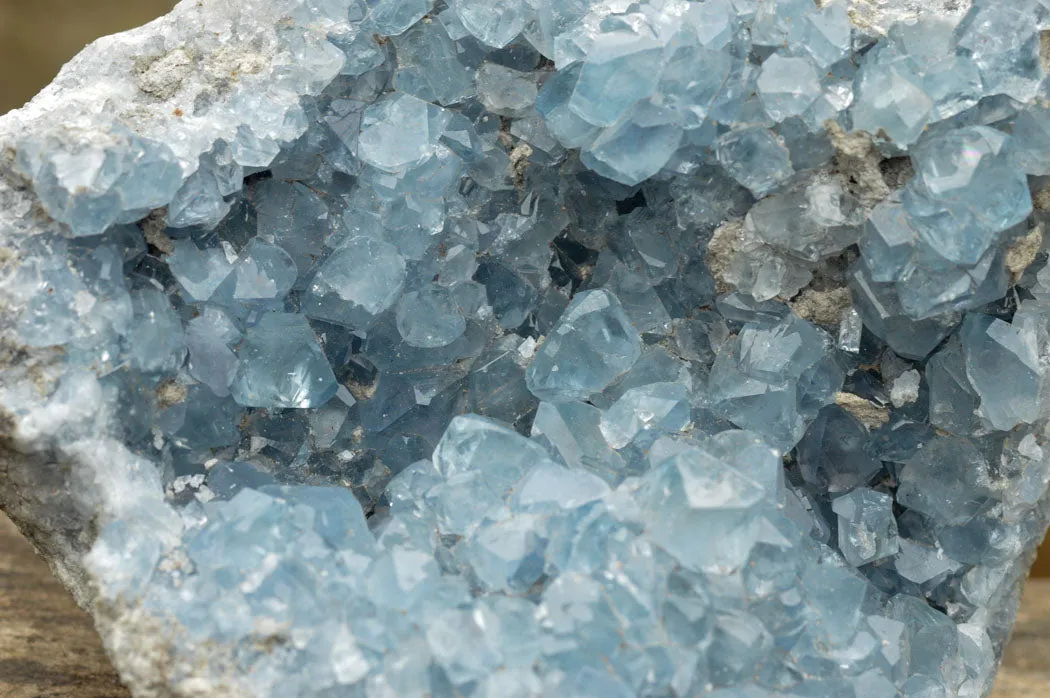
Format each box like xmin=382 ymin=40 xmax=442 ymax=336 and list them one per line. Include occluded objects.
xmin=1 ymin=0 xmax=1049 ymax=696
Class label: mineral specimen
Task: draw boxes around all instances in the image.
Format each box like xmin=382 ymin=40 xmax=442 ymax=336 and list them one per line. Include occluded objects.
xmin=1 ymin=0 xmax=1050 ymax=697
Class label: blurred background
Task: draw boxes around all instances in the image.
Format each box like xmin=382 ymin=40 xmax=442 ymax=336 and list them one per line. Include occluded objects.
xmin=0 ymin=1 xmax=1048 ymax=696
xmin=0 ymin=0 xmax=176 ymax=112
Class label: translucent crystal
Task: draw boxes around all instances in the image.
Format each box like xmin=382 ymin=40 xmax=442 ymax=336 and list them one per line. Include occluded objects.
xmin=455 ymin=0 xmax=525 ymax=48
xmin=393 ymin=21 xmax=476 ymax=105
xmin=832 ymin=488 xmax=899 ymax=567
xmin=757 ymin=54 xmax=821 ymax=123
xmin=12 ymin=1 xmax=1050 ymax=695
xmin=230 ymin=313 xmax=338 ymax=409
xmin=395 ymin=284 xmax=467 ymax=348
xmin=526 ymin=289 xmax=642 ymax=402
xmin=961 ymin=313 xmax=1042 ymax=431
xmin=599 ymin=381 xmax=691 ymax=449
xmin=531 ymin=400 xmax=625 ymax=483
xmin=186 ymin=306 xmax=241 ymax=397
xmin=167 ymin=239 xmax=233 ymax=303
xmin=896 ymin=436 xmax=995 ymax=525
xmin=366 ymin=0 xmax=431 ymax=36
xmin=220 ymin=238 xmax=297 ymax=306
xmin=851 ymin=62 xmax=934 ymax=145
xmin=581 ymin=117 xmax=683 ymax=186
xmin=358 ymin=93 xmax=450 ymax=172
xmin=476 ymin=63 xmax=538 ymax=117
xmin=637 ymin=449 xmax=766 ymax=571
xmin=568 ymin=30 xmax=667 ymax=127
xmin=707 ymin=314 xmax=843 ymax=450
xmin=126 ymin=289 xmax=186 ymax=374
xmin=716 ymin=127 xmax=795 ymax=197
xmin=797 ymin=405 xmax=884 ymax=493
xmin=904 ymin=126 xmax=1032 ymax=267
xmin=304 ymin=236 xmax=407 ymax=330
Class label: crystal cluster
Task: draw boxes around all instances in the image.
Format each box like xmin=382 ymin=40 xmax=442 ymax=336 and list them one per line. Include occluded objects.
xmin=4 ymin=0 xmax=1050 ymax=696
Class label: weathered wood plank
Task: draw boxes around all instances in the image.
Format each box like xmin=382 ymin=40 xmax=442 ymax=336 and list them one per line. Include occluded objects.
xmin=0 ymin=514 xmax=128 ymax=697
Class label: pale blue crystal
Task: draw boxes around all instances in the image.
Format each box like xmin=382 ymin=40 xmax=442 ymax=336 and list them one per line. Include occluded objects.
xmin=230 ymin=313 xmax=338 ymax=409
xmin=638 ymin=449 xmax=765 ymax=571
xmin=707 ymin=314 xmax=842 ymax=450
xmin=599 ymin=382 xmax=690 ymax=449
xmin=304 ymin=236 xmax=407 ymax=330
xmin=126 ymin=288 xmax=186 ymax=374
xmin=657 ymin=41 xmax=734 ymax=130
xmin=393 ymin=20 xmax=476 ymax=105
xmin=797 ymin=406 xmax=884 ymax=493
xmin=456 ymin=0 xmax=525 ymax=48
xmin=896 ymin=436 xmax=995 ymax=525
xmin=160 ymin=385 xmax=244 ymax=450
xmin=185 ymin=306 xmax=240 ymax=397
xmin=531 ymin=400 xmax=625 ymax=483
xmin=219 ymin=238 xmax=297 ymax=306
xmin=926 ymin=337 xmax=981 ymax=436
xmin=848 ymin=262 xmax=960 ymax=360
xmin=19 ymin=131 xmax=183 ymax=236
xmin=716 ymin=127 xmax=794 ymax=197
xmin=526 ymin=289 xmax=642 ymax=402
xmin=581 ymin=116 xmax=682 ymax=186
xmin=395 ymin=284 xmax=466 ymax=348
xmin=568 ymin=31 xmax=667 ymax=127
xmin=961 ymin=313 xmax=1042 ymax=431
xmin=956 ymin=3 xmax=1044 ymax=103
xmin=358 ymin=93 xmax=450 ymax=172
xmin=757 ymin=54 xmax=821 ymax=123
xmin=433 ymin=414 xmax=553 ymax=490
xmin=476 ymin=63 xmax=538 ymax=117
xmin=253 ymin=180 xmax=331 ymax=283
xmin=904 ymin=126 xmax=1032 ymax=267
xmin=366 ymin=0 xmax=431 ymax=36
xmin=704 ymin=430 xmax=783 ymax=501
xmin=851 ymin=62 xmax=933 ymax=145
xmin=535 ymin=64 xmax=601 ymax=148
xmin=832 ymin=488 xmax=899 ymax=567
xmin=464 ymin=515 xmax=547 ymax=591
xmin=859 ymin=201 xmax=915 ymax=283
xmin=167 ymin=239 xmax=234 ymax=303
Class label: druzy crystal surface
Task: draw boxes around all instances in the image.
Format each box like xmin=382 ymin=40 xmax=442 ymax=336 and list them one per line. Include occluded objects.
xmin=3 ymin=0 xmax=1050 ymax=696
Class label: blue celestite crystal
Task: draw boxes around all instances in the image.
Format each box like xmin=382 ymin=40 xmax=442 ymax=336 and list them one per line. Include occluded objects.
xmin=304 ymin=235 xmax=407 ymax=330
xmin=715 ymin=126 xmax=795 ymax=197
xmin=757 ymin=54 xmax=821 ymax=123
xmin=230 ymin=313 xmax=338 ymax=409
xmin=707 ymin=313 xmax=842 ymax=450
xmin=526 ymin=289 xmax=642 ymax=402
xmin=10 ymin=0 xmax=1050 ymax=695
xmin=960 ymin=313 xmax=1042 ymax=431
xmin=125 ymin=288 xmax=186 ymax=374
xmin=832 ymin=488 xmax=899 ymax=567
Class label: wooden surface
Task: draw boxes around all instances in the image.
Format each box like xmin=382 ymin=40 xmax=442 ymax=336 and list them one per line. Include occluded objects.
xmin=0 ymin=512 xmax=1046 ymax=697
xmin=0 ymin=515 xmax=129 ymax=697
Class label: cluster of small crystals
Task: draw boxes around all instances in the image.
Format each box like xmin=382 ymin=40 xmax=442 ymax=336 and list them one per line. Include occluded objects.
xmin=11 ymin=0 xmax=1050 ymax=695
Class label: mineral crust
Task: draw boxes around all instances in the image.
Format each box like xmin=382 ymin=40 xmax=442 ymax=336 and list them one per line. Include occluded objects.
xmin=1 ymin=0 xmax=1050 ymax=697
